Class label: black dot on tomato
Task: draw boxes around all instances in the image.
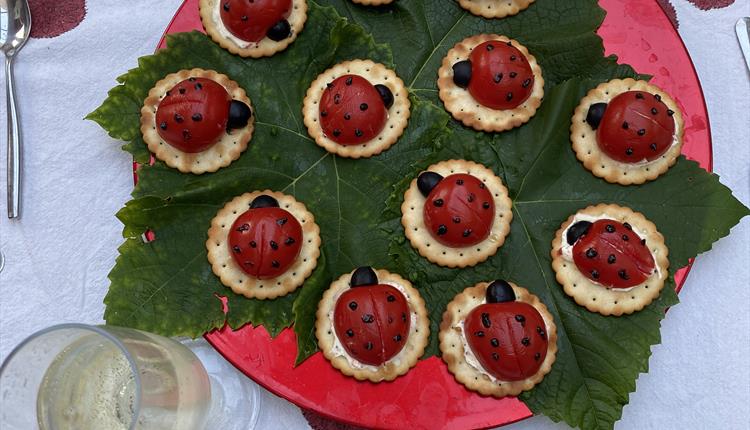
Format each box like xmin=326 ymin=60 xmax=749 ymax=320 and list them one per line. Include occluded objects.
xmin=387 ymin=294 xmax=396 ymax=302
xmin=622 ymin=234 xmax=629 ymax=241
xmin=494 ymin=73 xmax=503 ymax=83
xmin=605 ymin=224 xmax=615 ymax=233
xmin=608 ymin=254 xmax=616 ymax=264
xmin=521 ymin=337 xmax=531 ymax=346
xmin=462 ymin=229 xmax=472 ymax=237
xmin=437 ymin=225 xmax=447 ymax=235
xmin=364 ymin=341 xmax=373 ymax=350
xmin=456 ymin=179 xmax=464 ymax=185
xmin=393 ymin=334 xmax=402 ymax=342
xmin=354 ymin=129 xmax=363 ymax=137
xmin=343 ymin=113 xmax=351 ymax=120
xmin=174 ymin=114 xmax=184 ymax=123
xmin=650 ymin=143 xmax=658 ymax=151
xmin=490 ymin=338 xmax=499 ymax=347
xmin=492 ymin=352 xmax=500 ymax=361
xmin=433 ymin=198 xmax=444 ymax=207
xmin=474 ymin=330 xmax=485 ymax=337
xmin=271 ymin=260 xmax=280 ymax=268
xmin=362 ymin=314 xmax=374 ymax=323
xmin=360 ymin=103 xmax=368 ymax=111
xmin=159 ymin=122 xmax=167 ymax=130
xmin=635 ymin=93 xmax=644 ymax=99
xmin=345 ymin=77 xmax=353 ymax=85
xmin=506 ymin=92 xmax=514 ymax=101
xmin=482 ymin=201 xmax=490 ymax=209
xmin=591 ymin=269 xmax=600 ymax=279
xmin=486 ymin=44 xmax=494 ymax=51
xmin=509 ymin=71 xmax=517 ymax=78
xmin=192 ymin=113 xmax=202 ymax=122
xmin=586 ymin=248 xmax=598 ymax=258
xmin=638 ymin=129 xmax=646 ymax=136
xmin=249 ymin=241 xmax=257 ymax=248
xmin=346 ymin=329 xmax=354 ymax=337
xmin=534 ymin=352 xmax=541 ymax=361
xmin=332 ymin=129 xmax=341 ymax=137
xmin=349 ymin=301 xmax=358 ymax=310
xmin=179 ymin=87 xmax=186 ymax=94
xmin=270 ymin=241 xmax=279 ymax=250
xmin=618 ymin=269 xmax=629 ymax=280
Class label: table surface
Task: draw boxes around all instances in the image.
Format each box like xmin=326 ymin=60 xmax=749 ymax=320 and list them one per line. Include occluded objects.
xmin=0 ymin=1 xmax=748 ymax=429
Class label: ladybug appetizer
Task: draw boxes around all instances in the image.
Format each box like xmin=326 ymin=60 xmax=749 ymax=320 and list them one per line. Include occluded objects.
xmin=457 ymin=0 xmax=535 ymax=19
xmin=437 ymin=34 xmax=544 ymax=132
xmin=440 ymin=280 xmax=557 ymax=397
xmin=551 ymin=204 xmax=669 ymax=316
xmin=303 ymin=60 xmax=410 ymax=158
xmin=402 ymin=159 xmax=512 ymax=268
xmin=571 ymin=78 xmax=684 ymax=185
xmin=140 ymin=69 xmax=254 ymax=174
xmin=207 ymin=190 xmax=321 ymax=299
xmin=199 ymin=0 xmax=308 ymax=58
xmin=316 ymin=267 xmax=429 ymax=382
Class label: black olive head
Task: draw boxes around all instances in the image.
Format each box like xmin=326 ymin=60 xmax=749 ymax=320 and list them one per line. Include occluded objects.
xmin=266 ymin=19 xmax=291 ymax=42
xmin=486 ymin=280 xmax=516 ymax=303
xmin=227 ymin=100 xmax=253 ymax=130
xmin=374 ymin=84 xmax=394 ymax=109
xmin=249 ymin=195 xmax=279 ymax=209
xmin=452 ymin=60 xmax=472 ymax=88
xmin=416 ymin=171 xmax=444 ymax=197
xmin=351 ymin=266 xmax=378 ymax=287
xmin=586 ymin=102 xmax=608 ymax=130
xmin=566 ymin=220 xmax=592 ymax=246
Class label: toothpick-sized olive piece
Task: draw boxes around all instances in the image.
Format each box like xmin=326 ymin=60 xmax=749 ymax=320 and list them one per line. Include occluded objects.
xmin=417 ymin=171 xmax=444 ymax=197
xmin=566 ymin=220 xmax=592 ymax=245
xmin=249 ymin=194 xmax=279 ymax=209
xmin=586 ymin=102 xmax=608 ymax=130
xmin=452 ymin=60 xmax=472 ymax=88
xmin=350 ymin=266 xmax=379 ymax=287
xmin=486 ymin=280 xmax=516 ymax=303
xmin=227 ymin=100 xmax=252 ymax=130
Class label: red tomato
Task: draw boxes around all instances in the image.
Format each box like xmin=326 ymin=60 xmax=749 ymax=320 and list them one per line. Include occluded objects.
xmin=318 ymin=75 xmax=388 ymax=145
xmin=219 ymin=0 xmax=292 ymax=43
xmin=227 ymin=207 xmax=303 ymax=279
xmin=467 ymin=41 xmax=534 ymax=110
xmin=596 ymin=91 xmax=676 ymax=162
xmin=464 ymin=301 xmax=548 ymax=381
xmin=572 ymin=219 xmax=656 ymax=288
xmin=333 ymin=284 xmax=410 ymax=366
xmin=423 ymin=173 xmax=495 ymax=247
xmin=156 ymin=78 xmax=231 ymax=153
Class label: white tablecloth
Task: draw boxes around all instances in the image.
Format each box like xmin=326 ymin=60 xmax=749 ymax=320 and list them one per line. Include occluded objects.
xmin=0 ymin=1 xmax=748 ymax=429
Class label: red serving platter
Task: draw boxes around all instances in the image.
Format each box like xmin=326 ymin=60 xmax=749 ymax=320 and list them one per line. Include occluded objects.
xmin=152 ymin=1 xmax=713 ymax=428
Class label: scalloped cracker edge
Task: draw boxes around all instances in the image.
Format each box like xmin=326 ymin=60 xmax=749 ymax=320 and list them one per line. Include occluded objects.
xmin=315 ymin=269 xmax=429 ymax=382
xmin=550 ymin=203 xmax=670 ymax=316
xmin=140 ymin=68 xmax=254 ymax=174
xmin=303 ymin=60 xmax=410 ymax=158
xmin=402 ymin=159 xmax=512 ymax=268
xmin=438 ymin=34 xmax=544 ymax=132
xmin=571 ymin=79 xmax=684 ymax=185
xmin=439 ymin=281 xmax=557 ymax=397
xmin=199 ymin=0 xmax=308 ymax=58
xmin=457 ymin=0 xmax=535 ymax=18
xmin=206 ymin=190 xmax=321 ymax=299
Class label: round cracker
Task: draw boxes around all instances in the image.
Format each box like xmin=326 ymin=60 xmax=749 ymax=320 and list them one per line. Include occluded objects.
xmin=315 ymin=269 xmax=430 ymax=382
xmin=352 ymin=0 xmax=393 ymax=5
xmin=571 ymin=79 xmax=685 ymax=185
xmin=457 ymin=0 xmax=535 ymax=19
xmin=550 ymin=203 xmax=670 ymax=316
xmin=401 ymin=159 xmax=512 ymax=268
xmin=199 ymin=0 xmax=308 ymax=58
xmin=437 ymin=34 xmax=544 ymax=133
xmin=140 ymin=68 xmax=254 ymax=174
xmin=206 ymin=190 xmax=321 ymax=299
xmin=439 ymin=281 xmax=557 ymax=398
xmin=302 ymin=60 xmax=410 ymax=158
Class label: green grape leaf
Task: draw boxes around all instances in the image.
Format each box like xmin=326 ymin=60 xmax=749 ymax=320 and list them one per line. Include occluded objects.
xmin=89 ymin=1 xmax=749 ymax=429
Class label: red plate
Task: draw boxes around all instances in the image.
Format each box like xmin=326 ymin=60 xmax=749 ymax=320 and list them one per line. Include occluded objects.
xmin=153 ymin=1 xmax=712 ymax=428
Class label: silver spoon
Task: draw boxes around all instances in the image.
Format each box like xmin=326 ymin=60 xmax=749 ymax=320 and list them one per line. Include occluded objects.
xmin=1 ymin=0 xmax=31 ymax=219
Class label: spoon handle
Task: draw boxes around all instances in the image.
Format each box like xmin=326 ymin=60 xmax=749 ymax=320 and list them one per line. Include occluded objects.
xmin=6 ymin=56 xmax=21 ymax=219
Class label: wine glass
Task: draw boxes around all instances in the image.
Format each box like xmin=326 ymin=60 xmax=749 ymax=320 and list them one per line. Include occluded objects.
xmin=0 ymin=324 xmax=261 ymax=429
